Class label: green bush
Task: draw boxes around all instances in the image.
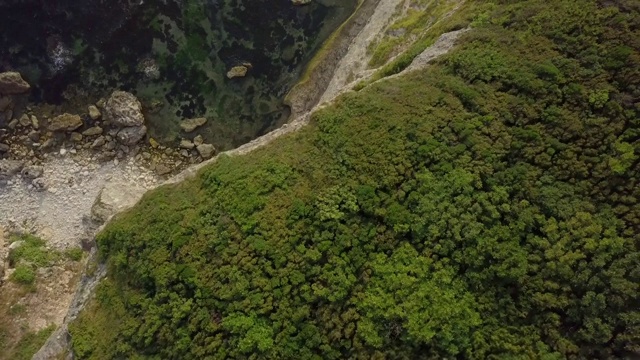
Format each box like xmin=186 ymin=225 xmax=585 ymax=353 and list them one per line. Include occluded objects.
xmin=8 ymin=234 xmax=58 ymax=268
xmin=64 ymin=248 xmax=84 ymax=262
xmin=10 ymin=265 xmax=36 ymax=286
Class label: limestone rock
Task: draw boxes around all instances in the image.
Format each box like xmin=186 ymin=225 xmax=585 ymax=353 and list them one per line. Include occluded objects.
xmin=0 ymin=143 xmax=9 ymax=152
xmin=88 ymin=105 xmax=101 ymax=120
xmin=9 ymin=240 xmax=24 ymax=251
xmin=116 ymin=125 xmax=147 ymax=145
xmin=70 ymin=132 xmax=83 ymax=142
xmin=0 ymin=96 xmax=11 ymax=112
xmin=48 ymin=113 xmax=83 ymax=132
xmin=0 ymin=159 xmax=24 ymax=179
xmin=104 ymin=91 xmax=144 ymax=127
xmin=19 ymin=114 xmax=31 ymax=127
xmin=28 ymin=130 xmax=40 ymax=142
xmin=31 ymin=115 xmax=39 ymax=129
xmin=180 ymin=139 xmax=195 ymax=150
xmin=0 ymin=72 xmax=30 ymax=94
xmin=180 ymin=117 xmax=207 ymax=132
xmin=155 ymin=164 xmax=172 ymax=175
xmin=21 ymin=165 xmax=43 ymax=179
xmin=193 ymin=134 xmax=204 ymax=146
xmin=197 ymin=143 xmax=216 ymax=159
xmin=226 ymin=63 xmax=253 ymax=79
xmin=91 ymin=136 xmax=106 ymax=149
xmin=82 ymin=126 xmax=103 ymax=136
xmin=91 ymin=179 xmax=145 ymax=223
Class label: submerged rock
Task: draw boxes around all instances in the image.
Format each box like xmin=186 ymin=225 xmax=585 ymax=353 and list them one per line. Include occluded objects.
xmin=104 ymin=91 xmax=145 ymax=127
xmin=180 ymin=117 xmax=208 ymax=133
xmin=226 ymin=65 xmax=250 ymax=79
xmin=48 ymin=113 xmax=83 ymax=132
xmin=0 ymin=72 xmax=30 ymax=95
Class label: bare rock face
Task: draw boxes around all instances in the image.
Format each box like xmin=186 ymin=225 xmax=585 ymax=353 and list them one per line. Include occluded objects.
xmin=91 ymin=179 xmax=146 ymax=223
xmin=48 ymin=113 xmax=83 ymax=132
xmin=0 ymin=72 xmax=31 ymax=94
xmin=104 ymin=91 xmax=144 ymax=127
xmin=116 ymin=125 xmax=147 ymax=145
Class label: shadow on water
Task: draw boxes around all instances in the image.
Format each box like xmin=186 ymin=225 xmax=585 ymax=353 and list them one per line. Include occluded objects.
xmin=0 ymin=0 xmax=358 ymax=150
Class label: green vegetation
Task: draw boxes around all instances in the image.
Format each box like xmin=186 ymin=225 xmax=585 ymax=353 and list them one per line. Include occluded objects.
xmin=6 ymin=325 xmax=56 ymax=360
xmin=368 ymin=0 xmax=464 ymax=68
xmin=8 ymin=234 xmax=57 ymax=268
xmin=64 ymin=247 xmax=85 ymax=262
xmin=10 ymin=265 xmax=36 ymax=286
xmin=8 ymin=234 xmax=84 ymax=286
xmin=70 ymin=0 xmax=640 ymax=359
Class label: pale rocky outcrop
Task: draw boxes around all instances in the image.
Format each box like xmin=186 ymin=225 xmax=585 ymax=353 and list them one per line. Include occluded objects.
xmin=0 ymin=72 xmax=31 ymax=94
xmin=91 ymin=179 xmax=146 ymax=223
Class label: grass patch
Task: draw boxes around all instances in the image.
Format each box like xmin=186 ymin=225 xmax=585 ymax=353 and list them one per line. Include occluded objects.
xmin=8 ymin=304 xmax=27 ymax=316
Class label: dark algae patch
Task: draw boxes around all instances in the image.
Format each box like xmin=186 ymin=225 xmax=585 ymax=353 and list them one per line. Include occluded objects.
xmin=0 ymin=0 xmax=358 ymax=150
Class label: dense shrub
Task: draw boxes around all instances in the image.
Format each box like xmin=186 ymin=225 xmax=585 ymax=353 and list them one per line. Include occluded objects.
xmin=70 ymin=0 xmax=640 ymax=359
